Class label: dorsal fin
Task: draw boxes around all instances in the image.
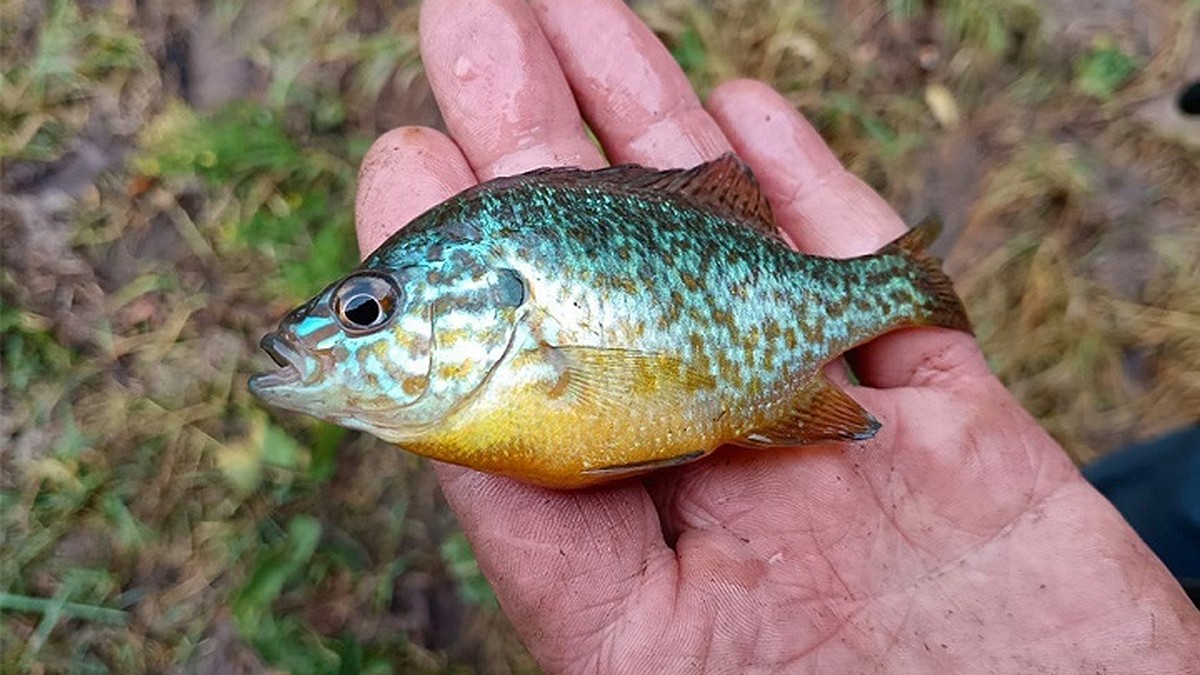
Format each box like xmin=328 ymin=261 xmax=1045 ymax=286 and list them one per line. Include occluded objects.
xmin=506 ymin=154 xmax=781 ymax=241
xmin=620 ymin=154 xmax=779 ymax=239
xmin=876 ymin=215 xmax=942 ymax=256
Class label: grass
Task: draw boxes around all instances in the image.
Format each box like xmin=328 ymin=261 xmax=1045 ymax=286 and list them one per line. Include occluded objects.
xmin=2 ymin=0 xmax=1198 ymax=672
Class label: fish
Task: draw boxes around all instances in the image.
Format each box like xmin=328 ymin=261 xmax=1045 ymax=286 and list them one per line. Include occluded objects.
xmin=250 ymin=154 xmax=971 ymax=488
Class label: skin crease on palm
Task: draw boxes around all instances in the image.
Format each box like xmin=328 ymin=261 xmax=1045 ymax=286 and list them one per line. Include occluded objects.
xmin=350 ymin=0 xmax=1200 ymax=672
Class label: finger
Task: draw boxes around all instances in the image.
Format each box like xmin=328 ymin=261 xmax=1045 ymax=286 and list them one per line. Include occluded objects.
xmin=414 ymin=3 xmax=685 ymax=660
xmin=355 ymin=126 xmax=476 ymax=256
xmin=419 ymin=0 xmax=605 ymax=178
xmin=530 ymin=0 xmax=731 ymax=167
xmin=708 ymin=80 xmax=903 ymax=256
xmin=707 ymin=79 xmax=988 ymax=387
xmin=527 ymin=0 xmax=843 ymax=569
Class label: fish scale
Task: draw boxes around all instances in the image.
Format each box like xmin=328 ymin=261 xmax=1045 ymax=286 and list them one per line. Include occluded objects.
xmin=251 ymin=154 xmax=970 ymax=487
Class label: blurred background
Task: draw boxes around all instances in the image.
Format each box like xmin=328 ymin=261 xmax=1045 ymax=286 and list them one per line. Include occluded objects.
xmin=1 ymin=0 xmax=1197 ymax=672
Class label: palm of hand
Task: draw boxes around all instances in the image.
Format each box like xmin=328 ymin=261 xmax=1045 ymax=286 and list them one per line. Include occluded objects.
xmin=462 ymin=365 xmax=1121 ymax=672
xmin=352 ymin=1 xmax=1199 ymax=672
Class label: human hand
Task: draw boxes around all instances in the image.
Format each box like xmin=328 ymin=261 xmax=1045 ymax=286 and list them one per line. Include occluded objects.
xmin=353 ymin=1 xmax=1200 ymax=671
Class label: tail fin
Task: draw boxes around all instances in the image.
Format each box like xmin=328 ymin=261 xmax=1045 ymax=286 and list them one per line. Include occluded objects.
xmin=877 ymin=216 xmax=973 ymax=334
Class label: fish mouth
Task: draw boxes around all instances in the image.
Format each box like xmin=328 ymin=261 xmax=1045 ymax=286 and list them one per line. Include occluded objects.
xmin=249 ymin=333 xmax=307 ymax=393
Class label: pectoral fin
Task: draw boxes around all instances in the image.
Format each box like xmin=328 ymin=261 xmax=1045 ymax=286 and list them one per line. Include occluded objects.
xmin=738 ymin=376 xmax=880 ymax=446
xmin=547 ymin=345 xmax=716 ymax=415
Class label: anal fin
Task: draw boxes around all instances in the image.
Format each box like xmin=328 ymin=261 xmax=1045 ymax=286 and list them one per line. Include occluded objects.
xmin=738 ymin=376 xmax=880 ymax=446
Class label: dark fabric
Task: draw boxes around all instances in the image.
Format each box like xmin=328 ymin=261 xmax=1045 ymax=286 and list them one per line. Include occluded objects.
xmin=1084 ymin=425 xmax=1200 ymax=605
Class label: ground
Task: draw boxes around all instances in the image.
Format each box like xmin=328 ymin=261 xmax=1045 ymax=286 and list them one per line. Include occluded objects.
xmin=1 ymin=0 xmax=1197 ymax=672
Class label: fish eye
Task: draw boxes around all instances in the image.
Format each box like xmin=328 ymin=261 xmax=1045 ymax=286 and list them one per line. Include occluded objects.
xmin=332 ymin=273 xmax=400 ymax=335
